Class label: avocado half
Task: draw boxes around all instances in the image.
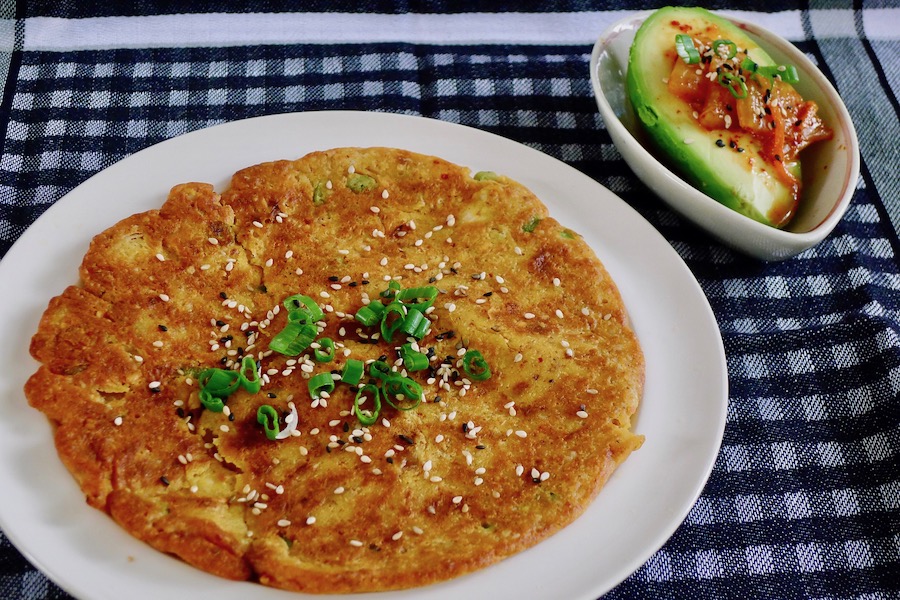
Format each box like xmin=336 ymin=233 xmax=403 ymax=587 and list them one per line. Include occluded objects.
xmin=626 ymin=7 xmax=798 ymax=228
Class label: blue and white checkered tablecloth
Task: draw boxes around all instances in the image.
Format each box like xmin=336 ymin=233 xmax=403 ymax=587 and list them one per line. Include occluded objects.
xmin=1 ymin=2 xmax=898 ymax=599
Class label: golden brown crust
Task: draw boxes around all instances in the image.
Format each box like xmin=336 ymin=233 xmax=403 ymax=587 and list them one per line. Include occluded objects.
xmin=26 ymin=147 xmax=644 ymax=593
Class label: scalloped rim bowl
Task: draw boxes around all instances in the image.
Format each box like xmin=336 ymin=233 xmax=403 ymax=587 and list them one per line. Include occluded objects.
xmin=590 ymin=11 xmax=860 ymax=261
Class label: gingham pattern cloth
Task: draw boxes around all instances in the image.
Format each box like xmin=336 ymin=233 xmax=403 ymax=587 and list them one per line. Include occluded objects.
xmin=1 ymin=2 xmax=899 ymax=599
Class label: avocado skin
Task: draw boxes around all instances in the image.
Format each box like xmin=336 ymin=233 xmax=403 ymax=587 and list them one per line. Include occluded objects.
xmin=626 ymin=7 xmax=797 ymax=228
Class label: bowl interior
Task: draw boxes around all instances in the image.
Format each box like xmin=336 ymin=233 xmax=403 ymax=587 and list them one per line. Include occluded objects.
xmin=592 ymin=12 xmax=858 ymax=237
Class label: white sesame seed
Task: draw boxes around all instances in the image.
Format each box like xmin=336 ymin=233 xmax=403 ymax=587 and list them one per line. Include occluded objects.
xmin=155 ymin=253 xmax=165 ymax=262
xmin=552 ymin=277 xmax=561 ymax=286
xmin=515 ymin=464 xmax=524 ymax=477
xmin=349 ymin=539 xmax=363 ymax=547
xmin=581 ymin=307 xmax=591 ymax=315
xmin=285 ymin=250 xmax=293 ymax=259
xmin=555 ymin=309 xmax=564 ymax=318
xmin=370 ymin=206 xmax=381 ymax=214
xmin=306 ymin=516 xmax=316 ymax=525
xmin=429 ymin=476 xmax=443 ymax=483
xmin=391 ymin=531 xmax=403 ymax=541
xmin=277 ymin=519 xmax=291 ymax=527
xmin=515 ymin=430 xmax=527 ymax=438
xmin=153 ymin=340 xmax=164 ymax=348
xmin=523 ymin=312 xmax=535 ymax=320
xmin=576 ymin=410 xmax=589 ymax=419
xmin=452 ymin=495 xmax=463 ymax=504
xmin=158 ymin=293 xmax=169 ymax=302
xmin=514 ymin=353 xmax=523 ymax=362
xmin=200 ymin=264 xmax=211 ymax=270
xmin=113 ymin=416 xmax=123 ymax=426
xmin=586 ymin=388 xmax=599 ymax=394
xmin=149 ymin=381 xmax=161 ymax=389
xmin=334 ymin=486 xmax=345 ymax=494
xmin=207 ymin=237 xmax=219 ymax=245
xmin=540 ymin=471 xmax=550 ymax=481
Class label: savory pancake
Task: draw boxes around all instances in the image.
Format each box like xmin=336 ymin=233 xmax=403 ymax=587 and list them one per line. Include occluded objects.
xmin=26 ymin=147 xmax=644 ymax=593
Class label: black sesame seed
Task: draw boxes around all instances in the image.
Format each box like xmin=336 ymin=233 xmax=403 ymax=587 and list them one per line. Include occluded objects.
xmin=361 ymin=280 xmax=370 ymax=285
xmin=349 ymin=281 xmax=358 ymax=287
xmin=386 ymin=457 xmax=394 ymax=464
xmin=219 ymin=292 xmax=227 ymax=300
xmin=399 ymin=434 xmax=414 ymax=445
xmin=532 ymin=478 xmax=541 ymax=484
xmin=328 ymin=276 xmax=339 ymax=282
xmin=729 ymin=140 xmax=737 ymax=149
xmin=715 ymin=139 xmax=726 ymax=148
xmin=160 ymin=476 xmax=170 ymax=486
xmin=216 ymin=320 xmax=226 ymax=327
xmin=483 ymin=291 xmax=493 ymax=297
xmin=462 ymin=422 xmax=469 ymax=433
xmin=337 ymin=439 xmax=346 ymax=446
xmin=476 ymin=444 xmax=486 ymax=450
xmin=228 ymin=413 xmax=235 ymax=421
xmin=176 ymin=408 xmax=185 ymax=418
xmin=450 ymin=267 xmax=458 ymax=274
xmin=737 ymin=147 xmax=745 ymax=153
xmin=219 ymin=356 xmax=228 ymax=364
xmin=352 ymin=435 xmax=364 ymax=444
xmin=326 ymin=446 xmax=332 ymax=453
xmin=428 ymin=276 xmax=437 ymax=283
xmin=343 ymin=422 xmax=350 ymax=432
xmin=268 ymin=392 xmax=277 ymax=398
xmin=433 ymin=395 xmax=441 ymax=403
xmin=158 ymin=324 xmax=168 ymax=332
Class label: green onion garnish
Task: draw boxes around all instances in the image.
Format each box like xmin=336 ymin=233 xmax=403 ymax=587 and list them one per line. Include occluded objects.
xmin=675 ymin=34 xmax=701 ymax=64
xmin=396 ymin=286 xmax=439 ymax=312
xmin=312 ymin=337 xmax=335 ymax=363
xmin=380 ymin=301 xmax=407 ymax=343
xmin=353 ymin=383 xmax=381 ymax=426
xmin=711 ymin=39 xmax=737 ymax=59
xmin=238 ymin=355 xmax=261 ymax=394
xmin=369 ymin=360 xmax=394 ymax=381
xmin=308 ymin=372 xmax=335 ymax=399
xmin=522 ymin=216 xmax=541 ymax=233
xmin=341 ymin=359 xmax=364 ymax=385
xmin=383 ymin=375 xmax=423 ymax=411
xmin=717 ymin=71 xmax=748 ymax=99
xmin=354 ymin=302 xmax=385 ymax=327
xmin=257 ymin=405 xmax=280 ymax=441
xmin=400 ymin=310 xmax=430 ymax=339
xmin=400 ymin=343 xmax=429 ymax=371
xmin=380 ymin=280 xmax=401 ymax=299
xmin=283 ymin=293 xmax=324 ymax=322
xmin=268 ymin=321 xmax=318 ymax=356
xmin=462 ymin=349 xmax=492 ymax=381
xmin=199 ymin=388 xmax=225 ymax=412
xmin=741 ymin=57 xmax=800 ymax=84
xmin=198 ymin=368 xmax=240 ymax=397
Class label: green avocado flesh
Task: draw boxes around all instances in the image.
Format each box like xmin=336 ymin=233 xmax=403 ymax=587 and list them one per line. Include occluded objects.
xmin=627 ymin=7 xmax=799 ymax=228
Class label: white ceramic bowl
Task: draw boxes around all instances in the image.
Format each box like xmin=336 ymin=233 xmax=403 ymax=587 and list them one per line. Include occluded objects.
xmin=590 ymin=11 xmax=860 ymax=261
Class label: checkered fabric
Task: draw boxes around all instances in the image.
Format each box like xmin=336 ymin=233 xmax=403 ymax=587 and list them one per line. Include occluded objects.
xmin=1 ymin=2 xmax=898 ymax=599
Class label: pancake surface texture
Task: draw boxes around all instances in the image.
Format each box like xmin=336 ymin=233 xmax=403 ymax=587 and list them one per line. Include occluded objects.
xmin=26 ymin=147 xmax=644 ymax=593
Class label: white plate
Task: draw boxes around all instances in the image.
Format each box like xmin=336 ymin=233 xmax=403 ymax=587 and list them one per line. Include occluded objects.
xmin=0 ymin=111 xmax=727 ymax=600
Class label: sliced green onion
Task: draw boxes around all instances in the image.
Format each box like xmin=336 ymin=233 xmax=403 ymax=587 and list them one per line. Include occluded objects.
xmin=199 ymin=388 xmax=225 ymax=412
xmin=675 ymin=34 xmax=700 ymax=64
xmin=717 ymin=70 xmax=748 ymax=99
xmin=711 ymin=39 xmax=737 ymax=59
xmin=396 ymin=286 xmax=439 ymax=312
xmin=341 ymin=359 xmax=365 ymax=385
xmin=354 ymin=302 xmax=385 ymax=327
xmin=380 ymin=280 xmax=401 ymax=299
xmin=400 ymin=343 xmax=429 ymax=371
xmin=380 ymin=301 xmax=407 ymax=343
xmin=741 ymin=57 xmax=800 ymax=84
xmin=383 ymin=375 xmax=423 ymax=411
xmin=308 ymin=371 xmax=335 ymax=399
xmin=353 ymin=383 xmax=381 ymax=426
xmin=400 ymin=309 xmax=430 ymax=339
xmin=412 ymin=315 xmax=431 ymax=339
xmin=198 ymin=368 xmax=240 ymax=398
xmin=238 ymin=355 xmax=261 ymax=394
xmin=312 ymin=337 xmax=335 ymax=363
xmin=257 ymin=405 xmax=280 ymax=441
xmin=282 ymin=294 xmax=324 ymax=322
xmin=312 ymin=182 xmax=329 ymax=206
xmin=369 ymin=360 xmax=394 ymax=381
xmin=474 ymin=171 xmax=499 ymax=181
xmin=268 ymin=321 xmax=318 ymax=356
xmin=462 ymin=349 xmax=492 ymax=381
xmin=287 ymin=308 xmax=313 ymax=324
